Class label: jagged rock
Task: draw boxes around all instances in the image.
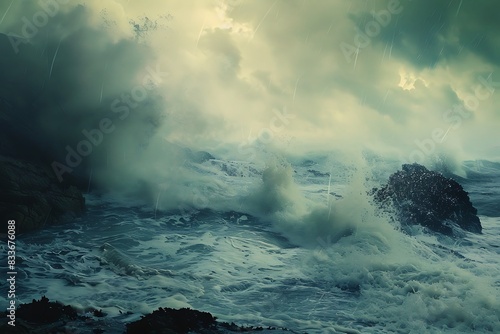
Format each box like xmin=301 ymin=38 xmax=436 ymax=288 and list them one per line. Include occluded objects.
xmin=1 ymin=296 xmax=292 ymax=334
xmin=1 ymin=81 xmax=85 ymax=234
xmin=15 ymin=296 xmax=78 ymax=324
xmin=126 ymin=307 xmax=285 ymax=334
xmin=372 ymin=163 xmax=482 ymax=235
xmin=126 ymin=307 xmax=218 ymax=334
xmin=0 ymin=156 xmax=85 ymax=234
xmin=1 ymin=296 xmax=106 ymax=334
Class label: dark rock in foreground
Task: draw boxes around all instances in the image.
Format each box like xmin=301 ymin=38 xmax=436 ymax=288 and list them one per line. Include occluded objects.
xmin=1 ymin=296 xmax=105 ymax=334
xmin=126 ymin=307 xmax=218 ymax=333
xmin=127 ymin=307 xmax=290 ymax=334
xmin=15 ymin=296 xmax=78 ymax=324
xmin=1 ymin=297 xmax=294 ymax=334
xmin=372 ymin=163 xmax=482 ymax=235
xmin=0 ymin=156 xmax=85 ymax=234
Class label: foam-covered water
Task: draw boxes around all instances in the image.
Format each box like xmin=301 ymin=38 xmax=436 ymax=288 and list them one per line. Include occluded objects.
xmin=1 ymin=156 xmax=499 ymax=333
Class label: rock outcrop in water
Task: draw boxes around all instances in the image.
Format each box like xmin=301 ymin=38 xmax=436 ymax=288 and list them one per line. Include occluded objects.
xmin=0 ymin=296 xmax=94 ymax=334
xmin=1 ymin=86 xmax=86 ymax=234
xmin=1 ymin=296 xmax=290 ymax=334
xmin=0 ymin=156 xmax=85 ymax=234
xmin=372 ymin=163 xmax=482 ymax=235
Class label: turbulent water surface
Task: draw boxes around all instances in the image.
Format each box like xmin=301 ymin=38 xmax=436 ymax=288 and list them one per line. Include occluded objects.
xmin=2 ymin=1 xmax=500 ymax=333
xmin=1 ymin=157 xmax=499 ymax=334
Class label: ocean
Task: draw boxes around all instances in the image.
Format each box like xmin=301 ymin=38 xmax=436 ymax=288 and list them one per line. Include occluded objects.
xmin=2 ymin=1 xmax=500 ymax=333
xmin=1 ymin=154 xmax=499 ymax=334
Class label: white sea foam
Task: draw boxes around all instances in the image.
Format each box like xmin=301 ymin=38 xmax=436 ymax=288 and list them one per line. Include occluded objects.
xmin=1 ymin=155 xmax=499 ymax=333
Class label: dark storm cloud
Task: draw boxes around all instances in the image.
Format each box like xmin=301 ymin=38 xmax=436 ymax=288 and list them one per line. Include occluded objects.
xmin=0 ymin=2 xmax=165 ymax=184
xmin=2 ymin=0 xmax=497 ymax=180
xmin=371 ymin=0 xmax=500 ymax=68
xmin=454 ymin=1 xmax=500 ymax=66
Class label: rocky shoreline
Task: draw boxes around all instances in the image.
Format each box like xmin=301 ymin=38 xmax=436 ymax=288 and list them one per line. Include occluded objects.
xmin=1 ymin=296 xmax=297 ymax=334
xmin=0 ymin=156 xmax=85 ymax=235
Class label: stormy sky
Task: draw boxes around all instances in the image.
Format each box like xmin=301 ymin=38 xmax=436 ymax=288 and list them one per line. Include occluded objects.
xmin=1 ymin=0 xmax=499 ymax=195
